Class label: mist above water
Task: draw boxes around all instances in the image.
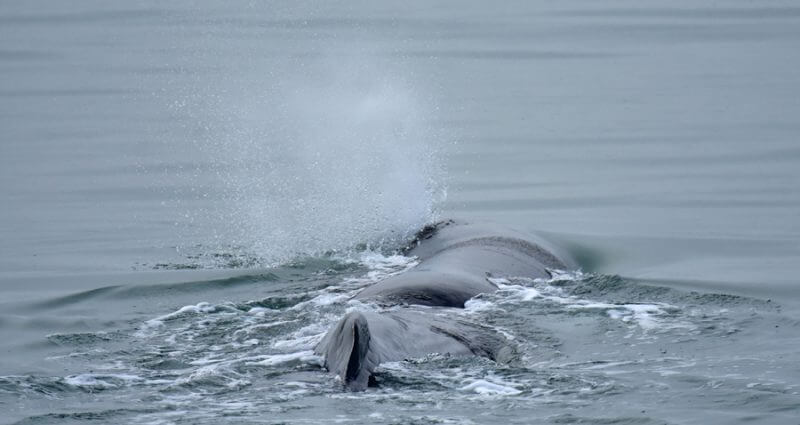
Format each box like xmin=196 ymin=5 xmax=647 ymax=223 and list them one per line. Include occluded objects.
xmin=170 ymin=52 xmax=446 ymax=265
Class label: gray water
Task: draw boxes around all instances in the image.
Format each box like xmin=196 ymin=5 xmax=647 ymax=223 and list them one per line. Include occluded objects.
xmin=1 ymin=1 xmax=799 ymax=424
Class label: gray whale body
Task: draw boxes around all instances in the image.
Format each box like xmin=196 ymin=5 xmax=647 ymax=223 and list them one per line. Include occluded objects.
xmin=315 ymin=220 xmax=576 ymax=390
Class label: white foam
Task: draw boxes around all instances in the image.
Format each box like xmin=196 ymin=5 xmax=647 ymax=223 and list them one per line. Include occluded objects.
xmin=499 ymin=284 xmax=543 ymax=302
xmin=358 ymin=250 xmax=419 ymax=272
xmin=568 ymin=302 xmax=692 ymax=332
xmin=271 ymin=319 xmax=332 ymax=351
xmin=338 ymin=251 xmax=420 ymax=292
xmin=284 ymin=381 xmax=310 ymax=388
xmin=460 ymin=378 xmax=522 ymax=396
xmin=547 ymin=269 xmax=586 ymax=281
xmin=463 ymin=298 xmax=496 ymax=313
xmin=247 ymin=307 xmax=273 ymax=316
xmin=140 ymin=302 xmax=217 ymax=330
xmin=481 ymin=272 xmax=694 ymax=333
xmin=234 ymin=320 xmax=294 ymax=335
xmin=171 ymin=363 xmax=251 ymax=388
xmin=64 ymin=373 xmax=143 ymax=389
xmin=249 ymin=350 xmax=322 ymax=367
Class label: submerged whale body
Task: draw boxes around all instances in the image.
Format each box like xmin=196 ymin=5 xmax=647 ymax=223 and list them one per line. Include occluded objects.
xmin=315 ymin=219 xmax=576 ymax=390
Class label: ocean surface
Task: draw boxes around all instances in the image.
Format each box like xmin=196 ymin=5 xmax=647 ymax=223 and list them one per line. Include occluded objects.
xmin=1 ymin=1 xmax=799 ymax=423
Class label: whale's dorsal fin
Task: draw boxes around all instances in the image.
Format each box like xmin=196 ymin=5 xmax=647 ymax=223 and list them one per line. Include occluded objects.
xmin=315 ymin=311 xmax=376 ymax=391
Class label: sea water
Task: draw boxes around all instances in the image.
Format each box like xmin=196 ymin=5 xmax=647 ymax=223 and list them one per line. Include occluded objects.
xmin=1 ymin=1 xmax=799 ymax=423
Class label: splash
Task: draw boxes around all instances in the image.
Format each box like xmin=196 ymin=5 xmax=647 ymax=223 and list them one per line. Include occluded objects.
xmin=173 ymin=50 xmax=447 ymax=266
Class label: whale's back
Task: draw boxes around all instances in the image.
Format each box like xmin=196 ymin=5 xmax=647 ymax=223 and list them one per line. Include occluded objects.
xmin=357 ymin=220 xmax=575 ymax=307
xmin=317 ymin=220 xmax=575 ymax=390
xmin=315 ymin=309 xmax=514 ymax=391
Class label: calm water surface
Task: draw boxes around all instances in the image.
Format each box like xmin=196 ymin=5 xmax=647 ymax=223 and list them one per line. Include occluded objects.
xmin=1 ymin=1 xmax=799 ymax=424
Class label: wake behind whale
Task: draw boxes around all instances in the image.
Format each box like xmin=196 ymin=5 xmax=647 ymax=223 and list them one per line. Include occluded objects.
xmin=315 ymin=219 xmax=577 ymax=390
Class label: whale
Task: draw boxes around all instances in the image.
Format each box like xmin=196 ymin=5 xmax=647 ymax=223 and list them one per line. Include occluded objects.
xmin=315 ymin=219 xmax=576 ymax=390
